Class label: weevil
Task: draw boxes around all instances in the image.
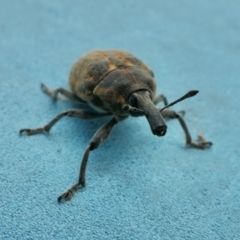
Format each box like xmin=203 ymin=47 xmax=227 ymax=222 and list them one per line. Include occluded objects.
xmin=20 ymin=50 xmax=212 ymax=202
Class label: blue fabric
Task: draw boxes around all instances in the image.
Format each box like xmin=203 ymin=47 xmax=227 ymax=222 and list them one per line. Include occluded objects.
xmin=1 ymin=0 xmax=239 ymax=239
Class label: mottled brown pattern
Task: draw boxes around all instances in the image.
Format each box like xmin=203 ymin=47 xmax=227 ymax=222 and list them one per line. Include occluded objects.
xmin=69 ymin=50 xmax=156 ymax=115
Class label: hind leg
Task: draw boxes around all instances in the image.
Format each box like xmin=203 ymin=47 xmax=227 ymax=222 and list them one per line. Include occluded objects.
xmin=41 ymin=83 xmax=87 ymax=105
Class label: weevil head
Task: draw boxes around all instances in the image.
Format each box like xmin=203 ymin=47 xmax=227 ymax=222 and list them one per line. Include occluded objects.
xmin=93 ymin=66 xmax=167 ymax=135
xmin=128 ymin=90 xmax=167 ymax=136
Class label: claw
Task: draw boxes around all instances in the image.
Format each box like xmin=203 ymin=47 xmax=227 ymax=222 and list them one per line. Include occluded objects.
xmin=58 ymin=191 xmax=72 ymax=202
xmin=41 ymin=83 xmax=47 ymax=92
xmin=19 ymin=127 xmax=48 ymax=136
xmin=19 ymin=128 xmax=36 ymax=135
xmin=200 ymin=141 xmax=212 ymax=149
xmin=187 ymin=134 xmax=212 ymax=149
xmin=19 ymin=129 xmax=29 ymax=135
xmin=197 ymin=134 xmax=213 ymax=148
xmin=41 ymin=83 xmax=57 ymax=100
xmin=57 ymin=184 xmax=80 ymax=202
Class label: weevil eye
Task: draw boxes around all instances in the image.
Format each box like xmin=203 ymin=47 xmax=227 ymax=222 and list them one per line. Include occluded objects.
xmin=128 ymin=94 xmax=138 ymax=107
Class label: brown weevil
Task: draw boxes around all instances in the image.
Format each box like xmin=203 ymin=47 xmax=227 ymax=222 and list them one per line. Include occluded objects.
xmin=20 ymin=50 xmax=212 ymax=202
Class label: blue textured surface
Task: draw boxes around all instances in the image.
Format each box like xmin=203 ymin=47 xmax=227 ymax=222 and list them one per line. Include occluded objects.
xmin=1 ymin=0 xmax=240 ymax=239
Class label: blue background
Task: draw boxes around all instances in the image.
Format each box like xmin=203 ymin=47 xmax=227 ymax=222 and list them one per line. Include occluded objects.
xmin=0 ymin=0 xmax=239 ymax=239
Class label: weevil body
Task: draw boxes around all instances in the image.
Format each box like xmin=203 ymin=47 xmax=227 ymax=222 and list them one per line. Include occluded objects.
xmin=20 ymin=50 xmax=212 ymax=202
xmin=69 ymin=50 xmax=167 ymax=135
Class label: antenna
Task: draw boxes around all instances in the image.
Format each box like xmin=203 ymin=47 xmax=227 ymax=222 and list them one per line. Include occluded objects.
xmin=160 ymin=90 xmax=199 ymax=112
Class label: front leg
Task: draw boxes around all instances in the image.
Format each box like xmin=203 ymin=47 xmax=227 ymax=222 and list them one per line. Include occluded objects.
xmin=161 ymin=109 xmax=212 ymax=149
xmin=20 ymin=109 xmax=111 ymax=135
xmin=153 ymin=94 xmax=168 ymax=106
xmin=58 ymin=117 xmax=118 ymax=202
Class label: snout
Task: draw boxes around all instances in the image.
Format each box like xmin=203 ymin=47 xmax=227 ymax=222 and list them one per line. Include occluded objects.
xmin=152 ymin=125 xmax=167 ymax=136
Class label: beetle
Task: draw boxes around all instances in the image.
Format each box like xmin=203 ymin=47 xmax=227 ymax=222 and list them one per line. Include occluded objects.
xmin=20 ymin=50 xmax=212 ymax=202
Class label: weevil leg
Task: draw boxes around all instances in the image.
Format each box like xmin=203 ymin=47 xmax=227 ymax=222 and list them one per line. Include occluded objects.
xmin=161 ymin=109 xmax=212 ymax=149
xmin=41 ymin=83 xmax=87 ymax=105
xmin=154 ymin=95 xmax=185 ymax=116
xmin=19 ymin=109 xmax=111 ymax=135
xmin=153 ymin=94 xmax=168 ymax=106
xmin=58 ymin=117 xmax=118 ymax=202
